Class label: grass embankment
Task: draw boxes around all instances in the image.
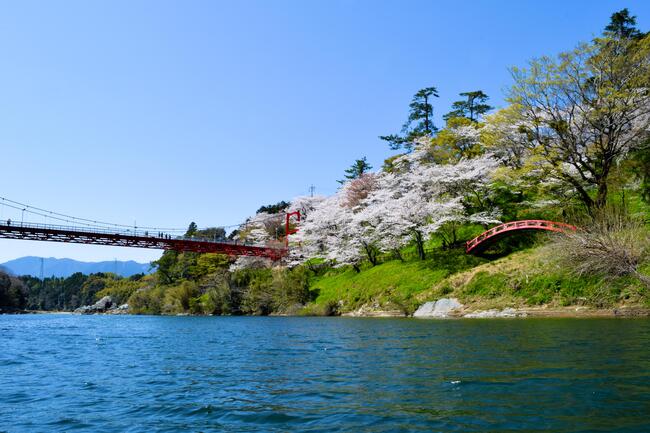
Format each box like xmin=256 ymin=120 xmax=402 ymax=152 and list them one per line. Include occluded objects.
xmin=305 ymin=246 xmax=650 ymax=316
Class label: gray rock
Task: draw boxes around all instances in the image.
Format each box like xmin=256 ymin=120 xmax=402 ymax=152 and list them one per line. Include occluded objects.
xmin=93 ymin=296 xmax=114 ymax=310
xmin=464 ymin=307 xmax=527 ymax=318
xmin=73 ymin=296 xmax=115 ymax=314
xmin=413 ymin=298 xmax=463 ymax=318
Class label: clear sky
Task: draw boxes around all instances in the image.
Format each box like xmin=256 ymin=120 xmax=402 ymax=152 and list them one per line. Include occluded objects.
xmin=1 ymin=0 xmax=649 ymax=263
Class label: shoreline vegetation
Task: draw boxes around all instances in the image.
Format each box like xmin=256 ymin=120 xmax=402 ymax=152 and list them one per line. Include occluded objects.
xmin=2 ymin=9 xmax=650 ymax=320
xmin=2 ymin=305 xmax=650 ymax=318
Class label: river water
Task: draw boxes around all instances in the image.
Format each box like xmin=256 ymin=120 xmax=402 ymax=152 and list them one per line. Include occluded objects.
xmin=1 ymin=315 xmax=650 ymax=432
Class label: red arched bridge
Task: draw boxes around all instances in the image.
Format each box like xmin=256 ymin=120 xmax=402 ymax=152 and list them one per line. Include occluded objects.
xmin=466 ymin=220 xmax=577 ymax=254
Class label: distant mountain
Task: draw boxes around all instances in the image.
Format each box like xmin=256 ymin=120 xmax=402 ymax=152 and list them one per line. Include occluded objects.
xmin=0 ymin=257 xmax=153 ymax=278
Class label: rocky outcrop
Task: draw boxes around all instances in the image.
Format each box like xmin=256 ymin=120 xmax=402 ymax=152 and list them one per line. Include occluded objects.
xmin=110 ymin=303 xmax=130 ymax=314
xmin=342 ymin=301 xmax=407 ymax=317
xmin=463 ymin=307 xmax=527 ymax=318
xmin=74 ymin=296 xmax=130 ymax=314
xmin=413 ymin=298 xmax=463 ymax=318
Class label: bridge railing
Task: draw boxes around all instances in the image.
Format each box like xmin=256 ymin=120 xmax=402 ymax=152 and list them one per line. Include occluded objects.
xmin=465 ymin=220 xmax=577 ymax=252
xmin=0 ymin=220 xmax=274 ymax=248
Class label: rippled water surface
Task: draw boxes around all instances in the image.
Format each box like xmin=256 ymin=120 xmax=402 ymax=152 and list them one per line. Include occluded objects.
xmin=2 ymin=315 xmax=650 ymax=432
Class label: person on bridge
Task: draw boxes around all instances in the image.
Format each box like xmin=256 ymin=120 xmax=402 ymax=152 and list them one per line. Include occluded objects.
xmin=6 ymin=219 xmax=10 ymax=226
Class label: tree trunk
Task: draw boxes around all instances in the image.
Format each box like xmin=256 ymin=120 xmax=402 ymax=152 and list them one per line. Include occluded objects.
xmin=363 ymin=243 xmax=378 ymax=266
xmin=414 ymin=230 xmax=426 ymax=260
xmin=424 ymin=95 xmax=430 ymax=134
xmin=595 ymin=180 xmax=609 ymax=209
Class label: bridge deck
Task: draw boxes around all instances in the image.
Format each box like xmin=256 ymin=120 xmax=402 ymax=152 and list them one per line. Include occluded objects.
xmin=466 ymin=220 xmax=576 ymax=254
xmin=0 ymin=222 xmax=285 ymax=260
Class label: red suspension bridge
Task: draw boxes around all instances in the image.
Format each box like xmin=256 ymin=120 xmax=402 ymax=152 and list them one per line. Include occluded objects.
xmin=0 ymin=196 xmax=299 ymax=261
xmin=0 ymin=221 xmax=287 ymax=260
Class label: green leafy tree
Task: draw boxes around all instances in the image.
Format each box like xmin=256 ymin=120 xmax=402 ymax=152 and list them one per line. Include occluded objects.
xmin=78 ymin=273 xmax=107 ymax=307
xmin=152 ymin=251 xmax=178 ymax=284
xmin=256 ymin=201 xmax=290 ymax=214
xmin=200 ymin=270 xmax=233 ymax=315
xmin=509 ymin=31 xmax=650 ymax=209
xmin=196 ymin=227 xmax=226 ymax=241
xmin=443 ymin=90 xmax=492 ymax=122
xmin=428 ymin=117 xmax=482 ymax=163
xmin=380 ymin=86 xmax=439 ymax=151
xmin=163 ymin=281 xmax=199 ymax=313
xmin=0 ymin=272 xmax=12 ymax=307
xmin=338 ymin=157 xmax=372 ymax=184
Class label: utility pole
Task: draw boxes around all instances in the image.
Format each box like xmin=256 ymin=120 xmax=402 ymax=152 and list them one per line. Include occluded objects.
xmin=39 ymin=257 xmax=44 ymax=281
xmin=309 ymin=185 xmax=316 ymax=197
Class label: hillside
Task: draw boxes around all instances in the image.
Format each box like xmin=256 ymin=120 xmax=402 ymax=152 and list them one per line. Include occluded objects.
xmin=305 ymin=246 xmax=650 ymax=316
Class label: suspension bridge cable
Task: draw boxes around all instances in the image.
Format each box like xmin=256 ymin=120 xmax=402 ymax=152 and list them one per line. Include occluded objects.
xmin=0 ymin=196 xmax=189 ymax=232
xmin=0 ymin=194 xmax=303 ymax=234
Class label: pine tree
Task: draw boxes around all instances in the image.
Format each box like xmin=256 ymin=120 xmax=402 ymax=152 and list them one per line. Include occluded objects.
xmin=605 ymin=8 xmax=644 ymax=39
xmin=338 ymin=157 xmax=372 ymax=184
xmin=443 ymin=90 xmax=492 ymax=122
xmin=380 ymin=86 xmax=439 ymax=151
xmin=185 ymin=222 xmax=198 ymax=237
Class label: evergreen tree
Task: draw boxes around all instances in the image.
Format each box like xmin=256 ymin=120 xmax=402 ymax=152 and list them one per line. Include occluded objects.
xmin=256 ymin=201 xmax=290 ymax=214
xmin=380 ymin=86 xmax=439 ymax=151
xmin=605 ymin=8 xmax=644 ymax=39
xmin=443 ymin=90 xmax=492 ymax=122
xmin=406 ymin=87 xmax=439 ymax=136
xmin=185 ymin=222 xmax=198 ymax=237
xmin=338 ymin=157 xmax=372 ymax=184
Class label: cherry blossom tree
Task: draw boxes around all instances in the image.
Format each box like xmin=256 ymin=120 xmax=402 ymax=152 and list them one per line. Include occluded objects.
xmin=290 ymin=145 xmax=501 ymax=265
xmin=288 ymin=192 xmax=366 ymax=270
xmin=359 ymin=150 xmax=499 ymax=258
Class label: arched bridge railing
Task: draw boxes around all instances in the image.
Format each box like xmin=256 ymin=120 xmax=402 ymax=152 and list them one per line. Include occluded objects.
xmin=466 ymin=220 xmax=577 ymax=254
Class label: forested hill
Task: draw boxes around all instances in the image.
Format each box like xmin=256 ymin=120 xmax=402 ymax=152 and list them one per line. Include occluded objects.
xmin=0 ymin=257 xmax=151 ymax=278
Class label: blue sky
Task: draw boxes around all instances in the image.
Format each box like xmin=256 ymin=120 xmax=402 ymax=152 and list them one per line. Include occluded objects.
xmin=0 ymin=0 xmax=648 ymax=263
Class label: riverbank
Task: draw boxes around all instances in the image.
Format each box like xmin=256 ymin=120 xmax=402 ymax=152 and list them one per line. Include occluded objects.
xmin=340 ymin=303 xmax=650 ymax=318
xmin=307 ymin=247 xmax=650 ymax=317
xmin=0 ymin=308 xmax=72 ymax=314
xmin=5 ymin=304 xmax=650 ymax=318
xmin=8 ymin=246 xmax=648 ymax=318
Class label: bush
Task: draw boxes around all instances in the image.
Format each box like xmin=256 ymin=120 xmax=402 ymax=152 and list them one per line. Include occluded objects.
xmin=200 ymin=271 xmax=233 ymax=315
xmin=128 ymin=286 xmax=165 ymax=314
xmin=163 ymin=281 xmax=199 ymax=314
xmin=552 ymin=205 xmax=650 ymax=288
xmin=96 ymin=277 xmax=148 ymax=305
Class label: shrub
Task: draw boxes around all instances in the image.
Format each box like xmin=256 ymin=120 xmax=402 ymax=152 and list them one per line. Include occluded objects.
xmin=163 ymin=281 xmax=199 ymax=314
xmin=128 ymin=286 xmax=164 ymax=314
xmin=552 ymin=205 xmax=650 ymax=288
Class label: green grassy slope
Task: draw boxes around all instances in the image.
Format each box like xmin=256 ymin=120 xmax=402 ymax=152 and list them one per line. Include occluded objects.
xmin=306 ymin=246 xmax=650 ymax=315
